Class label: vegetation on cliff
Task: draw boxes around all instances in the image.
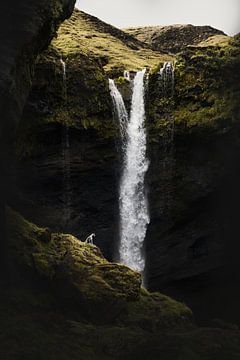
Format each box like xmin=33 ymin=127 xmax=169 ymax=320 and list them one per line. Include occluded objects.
xmin=17 ymin=9 xmax=239 ymax=160
xmin=52 ymin=9 xmax=172 ymax=73
xmin=125 ymin=24 xmax=228 ymax=54
xmin=147 ymin=33 xmax=240 ymax=139
xmin=2 ymin=209 xmax=240 ymax=360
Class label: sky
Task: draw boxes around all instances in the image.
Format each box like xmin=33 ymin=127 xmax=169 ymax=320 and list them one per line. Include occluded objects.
xmin=76 ymin=0 xmax=240 ymax=35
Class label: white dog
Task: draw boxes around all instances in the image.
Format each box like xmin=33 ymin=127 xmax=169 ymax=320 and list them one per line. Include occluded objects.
xmin=85 ymin=233 xmax=96 ymax=245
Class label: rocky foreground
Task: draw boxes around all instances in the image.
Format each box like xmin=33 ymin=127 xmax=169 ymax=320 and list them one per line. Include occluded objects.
xmin=1 ymin=209 xmax=240 ymax=360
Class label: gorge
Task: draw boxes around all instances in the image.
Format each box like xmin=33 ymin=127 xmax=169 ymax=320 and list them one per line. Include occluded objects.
xmin=1 ymin=2 xmax=240 ymax=359
xmin=13 ymin=8 xmax=240 ymax=320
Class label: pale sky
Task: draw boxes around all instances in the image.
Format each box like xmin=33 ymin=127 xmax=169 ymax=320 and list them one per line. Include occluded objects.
xmin=76 ymin=0 xmax=240 ymax=35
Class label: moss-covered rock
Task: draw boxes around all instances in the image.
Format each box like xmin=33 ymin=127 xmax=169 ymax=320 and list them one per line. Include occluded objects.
xmin=8 ymin=208 xmax=143 ymax=321
xmin=173 ymin=36 xmax=240 ymax=137
xmin=6 ymin=207 xmax=196 ymax=332
xmin=3 ymin=208 xmax=240 ymax=360
xmin=8 ymin=208 xmax=193 ymax=326
xmin=147 ymin=34 xmax=240 ymax=140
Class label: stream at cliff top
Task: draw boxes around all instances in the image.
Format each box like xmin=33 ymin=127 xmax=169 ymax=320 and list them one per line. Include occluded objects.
xmin=109 ymin=69 xmax=150 ymax=274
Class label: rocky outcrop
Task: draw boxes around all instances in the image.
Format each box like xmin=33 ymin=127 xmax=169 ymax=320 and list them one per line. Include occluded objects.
xmin=125 ymin=24 xmax=227 ymax=54
xmin=4 ymin=208 xmax=240 ymax=360
xmin=8 ymin=208 xmax=143 ymax=321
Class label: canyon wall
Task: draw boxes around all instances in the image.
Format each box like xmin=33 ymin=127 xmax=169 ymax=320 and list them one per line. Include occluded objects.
xmin=13 ymin=11 xmax=240 ymax=322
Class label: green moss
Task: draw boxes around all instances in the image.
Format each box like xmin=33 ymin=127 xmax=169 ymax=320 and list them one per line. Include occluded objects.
xmin=7 ymin=208 xmax=193 ymax=327
xmin=116 ymin=76 xmax=129 ymax=84
xmin=150 ymin=63 xmax=161 ymax=75
xmin=173 ymin=39 xmax=240 ymax=135
xmin=146 ymin=34 xmax=240 ymax=139
xmin=53 ymin=9 xmax=172 ymax=73
xmin=7 ymin=209 xmax=141 ymax=311
xmin=4 ymin=209 xmax=240 ymax=359
xmin=119 ymin=292 xmax=192 ymax=332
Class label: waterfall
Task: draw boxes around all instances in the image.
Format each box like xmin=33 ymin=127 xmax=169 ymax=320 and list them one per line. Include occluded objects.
xmin=159 ymin=61 xmax=175 ymax=143
xmin=60 ymin=59 xmax=67 ymax=83
xmin=109 ymin=79 xmax=128 ymax=140
xmin=109 ymin=69 xmax=150 ymax=274
xmin=158 ymin=62 xmax=175 ymax=218
xmin=159 ymin=62 xmax=175 ymax=97
xmin=60 ymin=59 xmax=71 ymax=228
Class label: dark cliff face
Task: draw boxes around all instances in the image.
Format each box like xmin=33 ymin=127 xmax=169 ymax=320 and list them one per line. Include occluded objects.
xmin=0 ymin=0 xmax=76 ymax=143
xmin=0 ymin=0 xmax=76 ymax=272
xmin=14 ymin=46 xmax=119 ymax=260
xmin=145 ymin=35 xmax=240 ymax=322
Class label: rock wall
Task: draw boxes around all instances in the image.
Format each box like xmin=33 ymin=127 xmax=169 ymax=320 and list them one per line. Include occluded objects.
xmin=0 ymin=0 xmax=75 ymax=142
xmin=0 ymin=0 xmax=76 ymax=272
xmin=145 ymin=35 xmax=240 ymax=322
xmin=14 ymin=47 xmax=119 ymax=260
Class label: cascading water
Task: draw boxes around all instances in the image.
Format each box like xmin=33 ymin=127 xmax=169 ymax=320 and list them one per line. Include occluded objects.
xmin=159 ymin=61 xmax=175 ymax=142
xmin=109 ymin=69 xmax=150 ymax=274
xmin=60 ymin=59 xmax=71 ymax=228
xmin=109 ymin=79 xmax=128 ymax=139
xmin=60 ymin=58 xmax=67 ymax=93
xmin=158 ymin=61 xmax=175 ymax=217
xmin=159 ymin=61 xmax=175 ymax=97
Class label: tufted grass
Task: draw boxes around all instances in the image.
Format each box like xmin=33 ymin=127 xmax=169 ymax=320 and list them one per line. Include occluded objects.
xmin=53 ymin=9 xmax=172 ymax=72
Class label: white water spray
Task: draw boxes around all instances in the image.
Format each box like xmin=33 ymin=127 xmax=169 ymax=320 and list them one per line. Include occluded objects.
xmin=60 ymin=58 xmax=67 ymax=84
xmin=109 ymin=79 xmax=128 ymax=139
xmin=109 ymin=69 xmax=150 ymax=273
xmin=159 ymin=62 xmax=175 ymax=96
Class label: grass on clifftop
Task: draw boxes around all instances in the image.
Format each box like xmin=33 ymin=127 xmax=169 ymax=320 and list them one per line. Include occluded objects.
xmin=53 ymin=9 xmax=172 ymax=73
xmin=197 ymin=35 xmax=231 ymax=48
